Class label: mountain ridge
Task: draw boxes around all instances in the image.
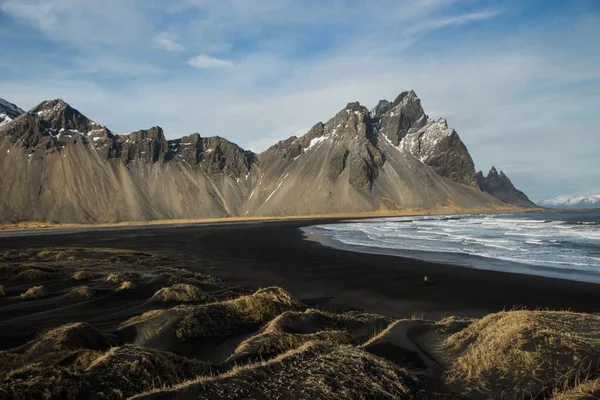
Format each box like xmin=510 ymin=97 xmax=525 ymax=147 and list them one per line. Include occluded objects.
xmin=539 ymin=194 xmax=600 ymax=209
xmin=0 ymin=92 xmax=533 ymax=223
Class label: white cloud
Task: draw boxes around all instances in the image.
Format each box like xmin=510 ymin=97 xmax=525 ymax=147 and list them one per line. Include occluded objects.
xmin=187 ymin=54 xmax=233 ymax=69
xmin=1 ymin=0 xmax=150 ymax=47
xmin=404 ymin=9 xmax=504 ymax=36
xmin=153 ymin=33 xmax=184 ymax=52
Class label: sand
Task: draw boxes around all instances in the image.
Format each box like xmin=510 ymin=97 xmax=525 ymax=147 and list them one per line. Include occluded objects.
xmin=0 ymin=218 xmax=599 ymax=399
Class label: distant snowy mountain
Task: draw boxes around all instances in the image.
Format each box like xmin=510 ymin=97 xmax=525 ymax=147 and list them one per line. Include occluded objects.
xmin=0 ymin=98 xmax=24 ymax=127
xmin=539 ymin=195 xmax=600 ymax=209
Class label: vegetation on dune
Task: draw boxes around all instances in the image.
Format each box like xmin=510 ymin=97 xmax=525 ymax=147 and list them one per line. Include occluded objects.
xmin=106 ymin=272 xmax=139 ymax=284
xmin=20 ymin=322 xmax=114 ymax=363
xmin=134 ymin=342 xmax=419 ymax=400
xmin=152 ymin=283 xmax=214 ymax=303
xmin=174 ymin=286 xmax=304 ymax=341
xmin=443 ymin=310 xmax=600 ymax=398
xmin=68 ymin=286 xmax=94 ymax=300
xmin=264 ymin=309 xmax=392 ymax=338
xmin=72 ymin=270 xmax=94 ymax=281
xmin=116 ymin=280 xmax=136 ymax=291
xmin=0 ymin=345 xmax=217 ymax=400
xmin=20 ymin=285 xmax=48 ymax=300
xmin=18 ymin=268 xmax=52 ymax=280
xmin=552 ymin=378 xmax=600 ymax=399
xmin=231 ymin=329 xmax=354 ymax=363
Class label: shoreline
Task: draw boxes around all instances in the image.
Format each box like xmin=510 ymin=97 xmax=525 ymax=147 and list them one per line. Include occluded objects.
xmin=1 ymin=216 xmax=599 ymax=320
xmin=302 ymin=215 xmax=600 ymax=285
xmin=0 ymin=205 xmax=539 ymax=233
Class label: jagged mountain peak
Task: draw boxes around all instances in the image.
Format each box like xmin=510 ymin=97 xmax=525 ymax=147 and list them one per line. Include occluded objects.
xmin=371 ymin=90 xmax=428 ymax=146
xmin=477 ymin=166 xmax=536 ymax=208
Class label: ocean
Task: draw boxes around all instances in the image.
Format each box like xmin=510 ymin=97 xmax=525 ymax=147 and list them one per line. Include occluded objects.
xmin=303 ymin=210 xmax=600 ymax=283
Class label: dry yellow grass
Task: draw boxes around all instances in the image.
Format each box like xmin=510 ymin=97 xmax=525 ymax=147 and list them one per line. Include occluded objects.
xmin=173 ymin=287 xmax=303 ymax=341
xmin=117 ymin=281 xmax=136 ymax=291
xmin=232 ymin=329 xmax=354 ymax=362
xmin=106 ymin=272 xmax=138 ymax=284
xmin=552 ymin=378 xmax=600 ymax=399
xmin=263 ymin=308 xmax=392 ymax=338
xmin=21 ymin=322 xmax=113 ymax=364
xmin=68 ymin=286 xmax=94 ymax=300
xmin=443 ymin=310 xmax=600 ymax=398
xmin=121 ymin=309 xmax=167 ymax=327
xmin=18 ymin=268 xmax=51 ymax=280
xmin=0 ymin=344 xmax=218 ymax=400
xmin=152 ymin=284 xmax=213 ymax=303
xmin=20 ymin=285 xmax=48 ymax=300
xmin=132 ymin=341 xmax=419 ymax=399
xmin=72 ymin=270 xmax=94 ymax=281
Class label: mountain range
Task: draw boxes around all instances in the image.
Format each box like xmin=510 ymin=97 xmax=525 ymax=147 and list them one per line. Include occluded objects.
xmin=0 ymin=91 xmax=535 ymax=223
xmin=538 ymin=195 xmax=600 ymax=209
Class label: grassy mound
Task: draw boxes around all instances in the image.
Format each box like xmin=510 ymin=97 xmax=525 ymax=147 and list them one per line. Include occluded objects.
xmin=20 ymin=285 xmax=48 ymax=300
xmin=0 ymin=364 xmax=86 ymax=400
xmin=552 ymin=378 xmax=600 ymax=399
xmin=68 ymin=286 xmax=94 ymax=301
xmin=117 ymin=281 xmax=136 ymax=291
xmin=20 ymin=322 xmax=114 ymax=363
xmin=84 ymin=345 xmax=218 ymax=398
xmin=72 ymin=270 xmax=94 ymax=281
xmin=0 ymin=345 xmax=216 ymax=400
xmin=152 ymin=284 xmax=213 ymax=303
xmin=265 ymin=309 xmax=392 ymax=340
xmin=134 ymin=342 xmax=419 ymax=400
xmin=231 ymin=329 xmax=354 ymax=363
xmin=18 ymin=268 xmax=52 ymax=280
xmin=106 ymin=272 xmax=138 ymax=284
xmin=175 ymin=286 xmax=304 ymax=342
xmin=443 ymin=310 xmax=600 ymax=398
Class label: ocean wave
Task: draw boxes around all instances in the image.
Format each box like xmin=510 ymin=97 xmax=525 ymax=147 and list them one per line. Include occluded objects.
xmin=311 ymin=211 xmax=600 ymax=276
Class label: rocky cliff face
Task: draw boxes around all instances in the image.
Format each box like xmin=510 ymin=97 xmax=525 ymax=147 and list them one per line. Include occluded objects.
xmin=476 ymin=167 xmax=537 ymax=208
xmin=0 ymin=92 xmax=532 ymax=223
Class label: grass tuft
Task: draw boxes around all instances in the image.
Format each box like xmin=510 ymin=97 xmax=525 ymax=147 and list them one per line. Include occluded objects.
xmin=152 ymin=284 xmax=213 ymax=303
xmin=443 ymin=310 xmax=600 ymax=398
xmin=20 ymin=285 xmax=48 ymax=300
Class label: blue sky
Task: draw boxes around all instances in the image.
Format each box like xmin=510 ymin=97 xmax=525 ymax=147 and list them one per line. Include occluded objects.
xmin=0 ymin=0 xmax=599 ymax=200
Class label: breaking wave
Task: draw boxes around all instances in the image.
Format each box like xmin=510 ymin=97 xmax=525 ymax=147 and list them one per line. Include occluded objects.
xmin=304 ymin=211 xmax=600 ymax=283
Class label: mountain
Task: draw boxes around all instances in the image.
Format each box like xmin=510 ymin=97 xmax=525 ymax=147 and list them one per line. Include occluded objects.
xmin=0 ymin=98 xmax=24 ymax=127
xmin=0 ymin=91 xmax=532 ymax=223
xmin=476 ymin=167 xmax=537 ymax=208
xmin=538 ymin=195 xmax=600 ymax=209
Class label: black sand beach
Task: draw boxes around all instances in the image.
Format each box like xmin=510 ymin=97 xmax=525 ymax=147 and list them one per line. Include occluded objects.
xmin=1 ymin=218 xmax=599 ymax=328
xmin=2 ymin=218 xmax=600 ymax=399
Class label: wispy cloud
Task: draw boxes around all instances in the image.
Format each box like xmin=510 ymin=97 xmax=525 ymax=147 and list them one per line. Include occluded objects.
xmin=404 ymin=9 xmax=504 ymax=37
xmin=187 ymin=54 xmax=233 ymax=69
xmin=153 ymin=33 xmax=184 ymax=52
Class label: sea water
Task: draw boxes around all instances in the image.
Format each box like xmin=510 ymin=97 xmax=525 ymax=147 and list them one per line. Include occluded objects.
xmin=304 ymin=211 xmax=600 ymax=283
